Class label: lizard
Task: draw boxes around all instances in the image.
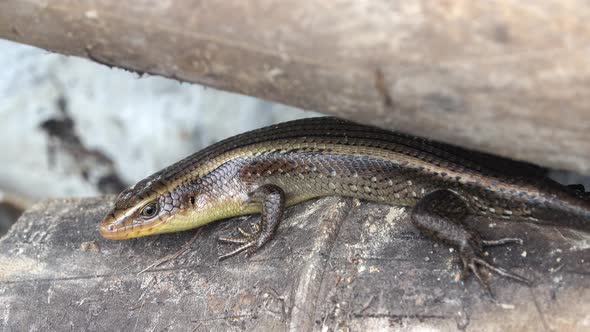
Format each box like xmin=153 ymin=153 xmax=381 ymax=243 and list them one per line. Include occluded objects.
xmin=99 ymin=117 xmax=590 ymax=294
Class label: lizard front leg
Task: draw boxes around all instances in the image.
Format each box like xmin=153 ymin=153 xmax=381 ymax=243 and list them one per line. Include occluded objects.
xmin=218 ymin=184 xmax=285 ymax=260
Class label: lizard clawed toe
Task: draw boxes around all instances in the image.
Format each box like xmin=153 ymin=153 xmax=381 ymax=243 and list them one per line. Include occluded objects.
xmin=217 ymin=241 xmax=256 ymax=260
xmin=218 ymin=235 xmax=251 ymax=245
xmin=481 ymin=237 xmax=523 ymax=247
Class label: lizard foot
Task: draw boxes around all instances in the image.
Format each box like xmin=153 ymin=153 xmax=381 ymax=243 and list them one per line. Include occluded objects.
xmin=412 ymin=190 xmax=532 ymax=297
xmin=459 ymin=237 xmax=531 ymax=298
xmin=217 ymin=223 xmax=264 ymax=260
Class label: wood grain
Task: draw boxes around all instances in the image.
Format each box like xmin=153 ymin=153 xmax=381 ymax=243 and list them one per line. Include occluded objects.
xmin=0 ymin=1 xmax=589 ymax=174
xmin=1 ymin=197 xmax=588 ymax=331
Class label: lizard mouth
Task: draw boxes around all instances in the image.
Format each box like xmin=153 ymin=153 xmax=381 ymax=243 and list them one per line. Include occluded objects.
xmin=98 ymin=212 xmax=130 ymax=240
xmin=98 ymin=210 xmax=168 ymax=240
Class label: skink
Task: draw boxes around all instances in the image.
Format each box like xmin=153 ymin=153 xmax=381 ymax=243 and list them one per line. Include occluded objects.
xmin=99 ymin=117 xmax=590 ymax=293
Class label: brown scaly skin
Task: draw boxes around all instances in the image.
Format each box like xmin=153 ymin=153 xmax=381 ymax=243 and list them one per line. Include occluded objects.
xmin=99 ymin=117 xmax=590 ymax=295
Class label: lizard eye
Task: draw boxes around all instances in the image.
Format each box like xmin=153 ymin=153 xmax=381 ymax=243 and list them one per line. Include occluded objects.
xmin=140 ymin=202 xmax=159 ymax=219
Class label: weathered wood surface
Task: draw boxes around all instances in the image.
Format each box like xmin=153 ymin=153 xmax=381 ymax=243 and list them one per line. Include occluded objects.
xmin=0 ymin=196 xmax=589 ymax=331
xmin=1 ymin=1 xmax=590 ymax=175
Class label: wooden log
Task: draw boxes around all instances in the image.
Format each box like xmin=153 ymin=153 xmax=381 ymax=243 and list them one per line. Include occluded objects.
xmin=1 ymin=197 xmax=588 ymax=331
xmin=0 ymin=1 xmax=589 ymax=175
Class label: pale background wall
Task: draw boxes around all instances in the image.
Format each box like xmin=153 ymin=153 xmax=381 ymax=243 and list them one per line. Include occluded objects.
xmin=0 ymin=39 xmax=314 ymax=201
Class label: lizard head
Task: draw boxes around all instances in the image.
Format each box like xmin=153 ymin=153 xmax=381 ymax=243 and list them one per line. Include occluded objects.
xmin=98 ymin=169 xmax=214 ymax=240
xmin=99 ymin=172 xmax=244 ymax=240
xmin=99 ymin=176 xmax=175 ymax=240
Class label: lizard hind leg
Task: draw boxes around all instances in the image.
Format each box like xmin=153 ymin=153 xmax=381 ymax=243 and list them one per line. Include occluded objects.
xmin=218 ymin=184 xmax=286 ymax=260
xmin=410 ymin=189 xmax=530 ymax=297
